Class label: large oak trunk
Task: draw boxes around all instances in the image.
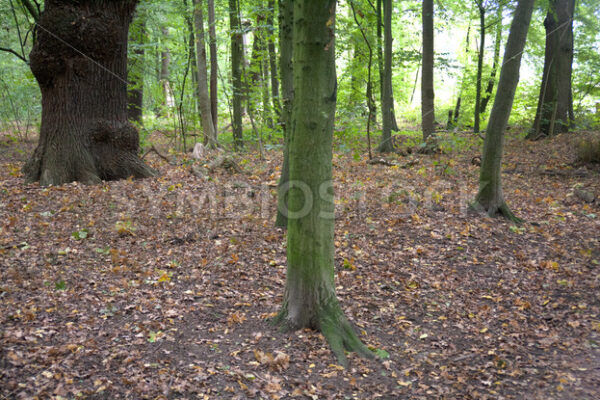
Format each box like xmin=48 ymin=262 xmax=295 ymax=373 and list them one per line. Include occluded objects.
xmin=23 ymin=0 xmax=155 ymax=186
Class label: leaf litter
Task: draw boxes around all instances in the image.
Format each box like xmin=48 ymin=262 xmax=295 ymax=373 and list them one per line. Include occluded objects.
xmin=0 ymin=131 xmax=599 ymax=399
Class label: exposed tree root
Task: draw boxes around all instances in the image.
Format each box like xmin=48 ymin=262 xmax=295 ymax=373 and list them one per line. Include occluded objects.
xmin=273 ymin=300 xmax=375 ymax=367
xmin=470 ymin=200 xmax=523 ymax=224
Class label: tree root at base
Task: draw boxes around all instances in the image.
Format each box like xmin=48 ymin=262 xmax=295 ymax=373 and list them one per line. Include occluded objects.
xmin=273 ymin=303 xmax=375 ymax=367
xmin=470 ymin=200 xmax=523 ymax=224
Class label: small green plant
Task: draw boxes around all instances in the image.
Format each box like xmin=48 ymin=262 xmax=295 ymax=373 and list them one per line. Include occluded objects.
xmin=71 ymin=229 xmax=89 ymax=240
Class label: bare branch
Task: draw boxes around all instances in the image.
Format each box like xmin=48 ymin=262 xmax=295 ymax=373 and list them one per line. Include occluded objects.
xmin=0 ymin=46 xmax=28 ymax=63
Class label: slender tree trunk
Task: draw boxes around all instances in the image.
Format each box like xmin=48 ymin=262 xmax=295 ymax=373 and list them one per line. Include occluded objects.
xmin=474 ymin=2 xmax=485 ymax=134
xmin=528 ymin=0 xmax=575 ymax=138
xmin=472 ymin=0 xmax=535 ymax=221
xmin=207 ymin=0 xmax=218 ymax=132
xmin=248 ymin=11 xmax=267 ymax=118
xmin=480 ymin=4 xmax=503 ymax=115
xmin=421 ymin=0 xmax=435 ymax=140
xmin=377 ymin=0 xmax=394 ymax=152
xmin=193 ymin=0 xmax=217 ymax=147
xmin=128 ymin=12 xmax=145 ymax=124
xmin=183 ymin=0 xmax=199 ymax=117
xmin=229 ymin=0 xmax=244 ymax=149
xmin=454 ymin=18 xmax=472 ymax=124
xmin=159 ymin=27 xmax=175 ymax=116
xmin=274 ymin=0 xmax=374 ymax=367
xmin=23 ymin=0 xmax=155 ymax=186
xmin=275 ymin=0 xmax=293 ymax=228
xmin=267 ymin=0 xmax=281 ymax=120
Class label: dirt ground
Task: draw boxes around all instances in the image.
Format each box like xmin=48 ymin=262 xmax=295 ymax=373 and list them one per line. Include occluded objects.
xmin=1 ymin=130 xmax=599 ymax=399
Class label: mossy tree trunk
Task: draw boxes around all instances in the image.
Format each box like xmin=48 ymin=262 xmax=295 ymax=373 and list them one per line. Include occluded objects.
xmin=377 ymin=0 xmax=394 ymax=153
xmin=274 ymin=0 xmax=374 ymax=367
xmin=421 ymin=0 xmax=435 ymax=140
xmin=472 ymin=0 xmax=535 ymax=221
xmin=23 ymin=0 xmax=155 ymax=186
xmin=528 ymin=0 xmax=575 ymax=138
xmin=275 ymin=0 xmax=292 ymax=228
xmin=229 ymin=0 xmax=244 ymax=150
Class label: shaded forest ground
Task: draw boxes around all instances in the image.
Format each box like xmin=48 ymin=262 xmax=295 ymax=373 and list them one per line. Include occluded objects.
xmin=1 ymin=129 xmax=599 ymax=399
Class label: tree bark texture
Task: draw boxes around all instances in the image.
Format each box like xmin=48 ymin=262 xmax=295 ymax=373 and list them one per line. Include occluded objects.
xmin=421 ymin=0 xmax=435 ymax=140
xmin=23 ymin=0 xmax=155 ymax=186
xmin=529 ymin=0 xmax=575 ymax=138
xmin=377 ymin=0 xmax=394 ymax=152
xmin=274 ymin=0 xmax=373 ymax=367
xmin=275 ymin=0 xmax=292 ymax=228
xmin=229 ymin=0 xmax=244 ymax=149
xmin=473 ymin=0 xmax=535 ymax=221
xmin=193 ymin=0 xmax=217 ymax=148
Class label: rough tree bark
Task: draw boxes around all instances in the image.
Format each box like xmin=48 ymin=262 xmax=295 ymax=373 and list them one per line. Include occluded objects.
xmin=274 ymin=0 xmax=374 ymax=367
xmin=193 ymin=0 xmax=218 ymax=147
xmin=275 ymin=0 xmax=292 ymax=228
xmin=229 ymin=0 xmax=244 ymax=149
xmin=528 ymin=0 xmax=575 ymax=138
xmin=23 ymin=0 xmax=155 ymax=186
xmin=472 ymin=0 xmax=535 ymax=221
xmin=377 ymin=0 xmax=394 ymax=153
xmin=207 ymin=0 xmax=218 ymax=132
xmin=421 ymin=0 xmax=435 ymax=140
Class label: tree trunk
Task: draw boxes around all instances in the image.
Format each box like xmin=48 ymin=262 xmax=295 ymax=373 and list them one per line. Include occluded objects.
xmin=267 ymin=0 xmax=281 ymax=120
xmin=528 ymin=0 xmax=575 ymax=138
xmin=274 ymin=0 xmax=373 ymax=367
xmin=472 ymin=0 xmax=535 ymax=221
xmin=23 ymin=0 xmax=155 ymax=186
xmin=275 ymin=0 xmax=292 ymax=228
xmin=193 ymin=0 xmax=217 ymax=147
xmin=421 ymin=0 xmax=435 ymax=140
xmin=229 ymin=0 xmax=244 ymax=149
xmin=377 ymin=0 xmax=394 ymax=153
xmin=480 ymin=4 xmax=503 ymax=115
xmin=128 ymin=11 xmax=145 ymax=124
xmin=454 ymin=17 xmax=472 ymax=124
xmin=474 ymin=2 xmax=485 ymax=134
xmin=207 ymin=0 xmax=218 ymax=133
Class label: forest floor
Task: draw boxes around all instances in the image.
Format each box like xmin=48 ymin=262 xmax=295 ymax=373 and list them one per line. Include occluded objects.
xmin=1 ymin=129 xmax=599 ymax=400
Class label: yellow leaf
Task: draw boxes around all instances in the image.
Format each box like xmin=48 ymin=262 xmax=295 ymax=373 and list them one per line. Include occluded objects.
xmin=157 ymin=272 xmax=171 ymax=283
xmin=397 ymin=380 xmax=412 ymax=386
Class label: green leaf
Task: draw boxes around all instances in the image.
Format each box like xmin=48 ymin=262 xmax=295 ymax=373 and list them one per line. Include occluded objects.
xmin=71 ymin=229 xmax=89 ymax=240
xmin=95 ymin=247 xmax=111 ymax=255
xmin=374 ymin=348 xmax=390 ymax=359
xmin=55 ymin=280 xmax=66 ymax=291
